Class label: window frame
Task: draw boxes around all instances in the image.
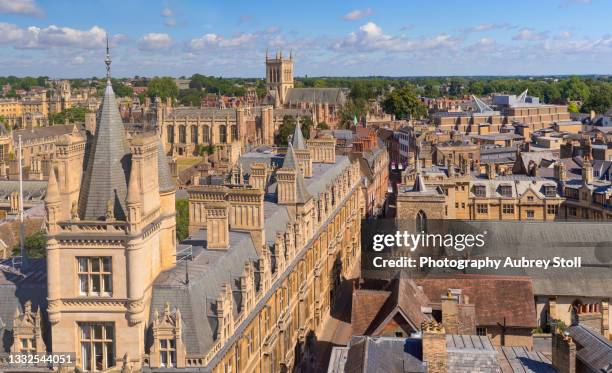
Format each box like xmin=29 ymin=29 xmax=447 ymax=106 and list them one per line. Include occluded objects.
xmin=77 ymin=257 xmax=113 ymax=297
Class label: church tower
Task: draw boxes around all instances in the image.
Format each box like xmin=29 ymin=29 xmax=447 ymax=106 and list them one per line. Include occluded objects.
xmin=44 ymin=40 xmax=176 ymax=371
xmin=265 ymin=49 xmax=294 ymax=105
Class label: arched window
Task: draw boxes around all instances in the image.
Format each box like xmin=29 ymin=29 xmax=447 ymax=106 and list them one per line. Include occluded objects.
xmin=202 ymin=126 xmax=210 ymax=143
xmin=167 ymin=125 xmax=174 ymax=144
xmin=416 ymin=210 xmax=427 ymax=233
xmin=219 ymin=125 xmax=227 ymax=143
xmin=231 ymin=125 xmax=238 ymax=142
xmin=191 ymin=126 xmax=198 ymax=145
xmin=178 ymin=126 xmax=186 ymax=144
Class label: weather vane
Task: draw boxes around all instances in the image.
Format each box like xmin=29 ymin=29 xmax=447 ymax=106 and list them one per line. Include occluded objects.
xmin=104 ymin=33 xmax=112 ymax=80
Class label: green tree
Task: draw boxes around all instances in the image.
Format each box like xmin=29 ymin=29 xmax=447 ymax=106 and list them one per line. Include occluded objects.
xmin=276 ymin=115 xmax=295 ymax=146
xmin=567 ymin=102 xmax=579 ymax=113
xmin=112 ymin=81 xmax=133 ymax=97
xmin=381 ymin=86 xmax=427 ymax=120
xmin=175 ymin=199 xmax=189 ymax=242
xmin=317 ymin=121 xmax=329 ymax=130
xmin=147 ymin=77 xmax=179 ymax=100
xmin=179 ymin=88 xmax=204 ymax=106
xmin=49 ymin=107 xmax=90 ymax=125
xmin=198 ymin=144 xmax=216 ymax=156
xmin=581 ymin=84 xmax=612 ymax=114
xmin=12 ymin=231 xmax=46 ymax=259
xmin=275 ymin=115 xmax=310 ymax=145
xmin=561 ymin=76 xmax=590 ymax=103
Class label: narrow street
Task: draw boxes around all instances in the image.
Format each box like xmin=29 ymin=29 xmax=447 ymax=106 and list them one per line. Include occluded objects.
xmin=310 ymin=270 xmax=359 ymax=372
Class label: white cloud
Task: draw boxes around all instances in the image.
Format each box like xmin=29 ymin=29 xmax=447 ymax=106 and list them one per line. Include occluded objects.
xmin=72 ymin=55 xmax=85 ymax=65
xmin=478 ymin=37 xmax=495 ymax=46
xmin=461 ymin=23 xmax=510 ymax=33
xmin=343 ymin=8 xmax=373 ymax=21
xmin=555 ymin=31 xmax=572 ymax=40
xmin=1 ymin=24 xmax=107 ymax=49
xmin=161 ymin=7 xmax=173 ymax=17
xmin=512 ymin=28 xmax=548 ymax=41
xmin=189 ymin=32 xmax=255 ymax=50
xmin=0 ymin=22 xmax=26 ymax=44
xmin=0 ymin=0 xmax=42 ymax=17
xmin=336 ymin=22 xmax=459 ymax=53
xmin=138 ymin=33 xmax=172 ymax=50
xmin=161 ymin=7 xmax=176 ymax=27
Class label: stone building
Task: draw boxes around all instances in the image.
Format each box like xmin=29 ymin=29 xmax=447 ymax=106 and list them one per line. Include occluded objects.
xmin=397 ymin=147 xmax=565 ymax=221
xmin=263 ymin=51 xmax=347 ymax=127
xmin=160 ymin=105 xmax=275 ymax=160
xmin=432 ymin=91 xmax=571 ymax=134
xmin=0 ymin=124 xmax=86 ymax=180
xmin=155 ymin=123 xmax=361 ymax=371
xmin=0 ymin=51 xmax=362 ymax=372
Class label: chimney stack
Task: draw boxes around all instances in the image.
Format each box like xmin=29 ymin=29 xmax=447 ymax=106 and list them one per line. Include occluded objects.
xmin=551 ymin=330 xmax=576 ymax=373
xmin=582 ymin=160 xmax=593 ymax=185
xmin=422 ymin=320 xmax=447 ymax=373
xmin=206 ymin=202 xmax=229 ymax=249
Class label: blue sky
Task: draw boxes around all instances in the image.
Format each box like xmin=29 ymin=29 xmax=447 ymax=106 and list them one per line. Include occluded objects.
xmin=0 ymin=0 xmax=610 ymax=78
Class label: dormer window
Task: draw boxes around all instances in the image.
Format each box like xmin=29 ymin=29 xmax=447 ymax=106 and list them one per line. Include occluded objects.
xmin=474 ymin=185 xmax=486 ymax=197
xmin=499 ymin=185 xmax=512 ymax=197
xmin=544 ymin=185 xmax=557 ymax=197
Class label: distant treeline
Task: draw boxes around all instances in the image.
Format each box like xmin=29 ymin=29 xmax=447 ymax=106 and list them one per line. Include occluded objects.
xmin=1 ymin=74 xmax=610 ymax=114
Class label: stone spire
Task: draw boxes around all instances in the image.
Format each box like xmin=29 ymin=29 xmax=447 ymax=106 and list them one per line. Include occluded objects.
xmin=413 ymin=142 xmax=427 ymax=192
xmin=78 ymin=42 xmax=131 ymax=220
xmin=45 ymin=165 xmax=60 ymax=204
xmin=278 ymin=144 xmax=312 ymax=204
xmin=292 ymin=117 xmax=307 ymax=150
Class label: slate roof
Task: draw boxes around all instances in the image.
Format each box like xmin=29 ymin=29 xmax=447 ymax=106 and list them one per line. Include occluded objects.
xmin=417 ymin=275 xmax=537 ymax=328
xmin=339 ymin=335 xmax=502 ymax=373
xmin=13 ymin=124 xmax=84 ymax=142
xmin=150 ymin=154 xmax=357 ymax=360
xmin=0 ymin=181 xmax=47 ymax=203
xmin=342 ymin=336 xmax=425 ymax=373
xmin=291 ymin=119 xmax=307 ymax=150
xmin=157 ymin=139 xmax=176 ymax=193
xmin=446 ymin=334 xmax=500 ymax=372
xmin=149 ymin=230 xmax=259 ymax=355
xmin=285 ymin=88 xmax=346 ymax=106
xmin=0 ymin=258 xmax=47 ymax=353
xmin=280 ymin=144 xmax=312 ymax=204
xmin=567 ymin=325 xmax=612 ymax=372
xmin=496 ymin=346 xmax=554 ymax=373
xmin=78 ymin=81 xmax=131 ymax=220
xmin=165 ymin=107 xmax=237 ymax=120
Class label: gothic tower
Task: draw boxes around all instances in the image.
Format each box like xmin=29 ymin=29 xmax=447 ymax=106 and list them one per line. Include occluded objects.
xmin=44 ymin=42 xmax=176 ymax=371
xmin=265 ymin=50 xmax=294 ymax=105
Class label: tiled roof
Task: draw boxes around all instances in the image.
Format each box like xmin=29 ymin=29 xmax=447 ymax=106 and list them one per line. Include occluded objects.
xmin=352 ymin=277 xmax=430 ymax=335
xmin=417 ymin=275 xmax=537 ymax=328
xmin=78 ymin=82 xmax=131 ymax=220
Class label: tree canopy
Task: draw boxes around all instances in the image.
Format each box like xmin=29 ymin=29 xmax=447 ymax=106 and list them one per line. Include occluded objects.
xmin=147 ymin=77 xmax=179 ymax=100
xmin=381 ymin=86 xmax=427 ymax=120
xmin=175 ymin=199 xmax=189 ymax=242
xmin=275 ymin=115 xmax=311 ymax=146
xmin=49 ymin=107 xmax=90 ymax=125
